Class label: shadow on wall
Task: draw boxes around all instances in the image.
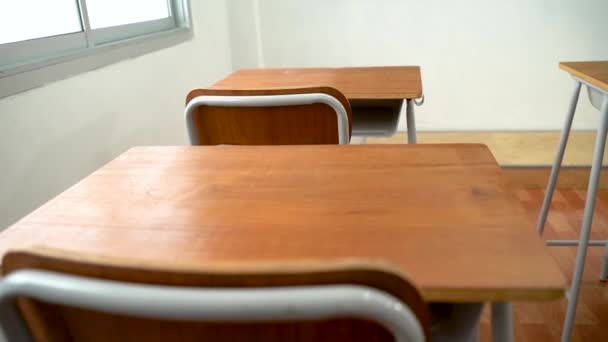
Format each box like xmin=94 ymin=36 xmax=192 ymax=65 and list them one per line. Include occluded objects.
xmin=0 ymin=110 xmax=122 ymax=230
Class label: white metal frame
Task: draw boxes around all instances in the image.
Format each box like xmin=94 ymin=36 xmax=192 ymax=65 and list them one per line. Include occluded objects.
xmin=91 ymin=18 xmax=176 ymax=45
xmin=536 ymin=77 xmax=608 ymax=342
xmin=184 ymin=94 xmax=351 ymax=145
xmin=0 ymin=0 xmax=192 ymax=98
xmin=406 ymin=94 xmax=427 ymax=144
xmin=0 ymin=33 xmax=88 ymax=68
xmin=406 ymin=99 xmax=417 ymax=144
xmin=0 ymin=270 xmax=424 ymax=342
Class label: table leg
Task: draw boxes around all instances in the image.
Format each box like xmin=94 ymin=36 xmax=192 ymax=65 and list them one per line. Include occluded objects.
xmin=537 ymin=81 xmax=582 ymax=235
xmin=491 ymin=302 xmax=512 ymax=342
xmin=562 ymin=94 xmax=608 ymax=341
xmin=406 ymin=99 xmax=417 ymax=144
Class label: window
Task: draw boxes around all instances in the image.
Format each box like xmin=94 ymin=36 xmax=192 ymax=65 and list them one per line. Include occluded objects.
xmin=0 ymin=0 xmax=191 ymax=97
xmin=0 ymin=1 xmax=82 ymax=45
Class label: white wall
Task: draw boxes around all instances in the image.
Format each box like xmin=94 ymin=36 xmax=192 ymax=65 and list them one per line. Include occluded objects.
xmin=226 ymin=0 xmax=264 ymax=69
xmin=0 ymin=1 xmax=233 ymax=229
xmin=251 ymin=0 xmax=608 ymax=131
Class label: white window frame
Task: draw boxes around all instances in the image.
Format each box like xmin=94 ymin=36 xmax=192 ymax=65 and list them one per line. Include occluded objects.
xmin=0 ymin=0 xmax=192 ymax=99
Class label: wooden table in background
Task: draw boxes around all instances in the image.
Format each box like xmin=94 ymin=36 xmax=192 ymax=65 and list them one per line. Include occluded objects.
xmin=213 ymin=66 xmax=423 ymax=143
xmin=0 ymin=144 xmax=565 ymax=341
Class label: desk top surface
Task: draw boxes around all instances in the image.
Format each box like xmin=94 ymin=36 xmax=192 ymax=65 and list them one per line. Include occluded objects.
xmin=0 ymin=145 xmax=564 ymax=302
xmin=212 ymin=66 xmax=423 ymax=100
xmin=560 ymin=61 xmax=608 ymax=93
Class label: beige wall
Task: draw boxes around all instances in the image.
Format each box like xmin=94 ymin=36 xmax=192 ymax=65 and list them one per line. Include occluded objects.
xmin=0 ymin=1 xmax=233 ymax=229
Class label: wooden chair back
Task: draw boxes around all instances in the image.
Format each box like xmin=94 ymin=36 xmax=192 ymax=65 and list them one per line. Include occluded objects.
xmin=185 ymin=87 xmax=353 ymax=145
xmin=2 ymin=247 xmax=431 ymax=341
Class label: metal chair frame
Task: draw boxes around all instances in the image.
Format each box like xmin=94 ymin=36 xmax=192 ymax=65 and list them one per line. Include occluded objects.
xmin=0 ymin=269 xmax=424 ymax=342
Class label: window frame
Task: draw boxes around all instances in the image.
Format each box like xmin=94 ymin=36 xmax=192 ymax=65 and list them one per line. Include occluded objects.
xmin=0 ymin=0 xmax=192 ymax=99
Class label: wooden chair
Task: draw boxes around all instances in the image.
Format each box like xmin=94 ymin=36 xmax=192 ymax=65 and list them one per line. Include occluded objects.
xmin=185 ymin=87 xmax=353 ymax=145
xmin=0 ymin=247 xmax=431 ymax=341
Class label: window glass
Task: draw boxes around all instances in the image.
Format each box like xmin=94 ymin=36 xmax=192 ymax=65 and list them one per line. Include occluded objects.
xmin=87 ymin=0 xmax=170 ymax=29
xmin=0 ymin=0 xmax=82 ymax=44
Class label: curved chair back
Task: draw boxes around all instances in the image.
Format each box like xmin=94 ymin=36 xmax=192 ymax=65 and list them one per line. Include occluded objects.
xmin=0 ymin=248 xmax=430 ymax=342
xmin=185 ymin=87 xmax=352 ymax=145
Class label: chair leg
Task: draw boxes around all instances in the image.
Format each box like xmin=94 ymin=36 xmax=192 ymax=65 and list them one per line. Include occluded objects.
xmin=537 ymin=81 xmax=582 ymax=235
xmin=561 ymin=94 xmax=608 ymax=342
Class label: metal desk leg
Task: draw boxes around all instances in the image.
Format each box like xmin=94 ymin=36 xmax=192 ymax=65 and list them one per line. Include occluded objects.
xmin=537 ymin=81 xmax=582 ymax=235
xmin=562 ymin=94 xmax=608 ymax=342
xmin=406 ymin=99 xmax=417 ymax=144
xmin=491 ymin=302 xmax=513 ymax=342
xmin=601 ymin=243 xmax=608 ymax=281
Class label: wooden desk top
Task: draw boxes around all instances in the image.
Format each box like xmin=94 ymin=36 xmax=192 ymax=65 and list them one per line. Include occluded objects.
xmin=0 ymin=145 xmax=564 ymax=302
xmin=212 ymin=66 xmax=423 ymax=100
xmin=560 ymin=61 xmax=608 ymax=92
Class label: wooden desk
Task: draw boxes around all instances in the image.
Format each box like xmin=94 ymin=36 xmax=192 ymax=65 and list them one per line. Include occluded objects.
xmin=213 ymin=67 xmax=422 ymax=99
xmin=0 ymin=144 xmax=564 ymax=299
xmin=537 ymin=61 xmax=608 ymax=341
xmin=0 ymin=145 xmax=564 ymax=341
xmin=213 ymin=67 xmax=423 ymax=143
xmin=560 ymin=61 xmax=608 ymax=92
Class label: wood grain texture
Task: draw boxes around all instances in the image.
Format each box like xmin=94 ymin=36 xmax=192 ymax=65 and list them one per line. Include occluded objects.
xmin=0 ymin=145 xmax=565 ymax=303
xmin=560 ymin=61 xmax=608 ymax=92
xmin=185 ymin=87 xmax=352 ymax=145
xmin=3 ymin=247 xmax=431 ymax=342
xmin=212 ymin=67 xmax=423 ymax=100
xmin=478 ymin=188 xmax=608 ymax=342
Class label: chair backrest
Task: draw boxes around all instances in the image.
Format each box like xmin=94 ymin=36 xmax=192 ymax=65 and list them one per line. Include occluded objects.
xmin=0 ymin=248 xmax=431 ymax=342
xmin=185 ymin=87 xmax=353 ymax=145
